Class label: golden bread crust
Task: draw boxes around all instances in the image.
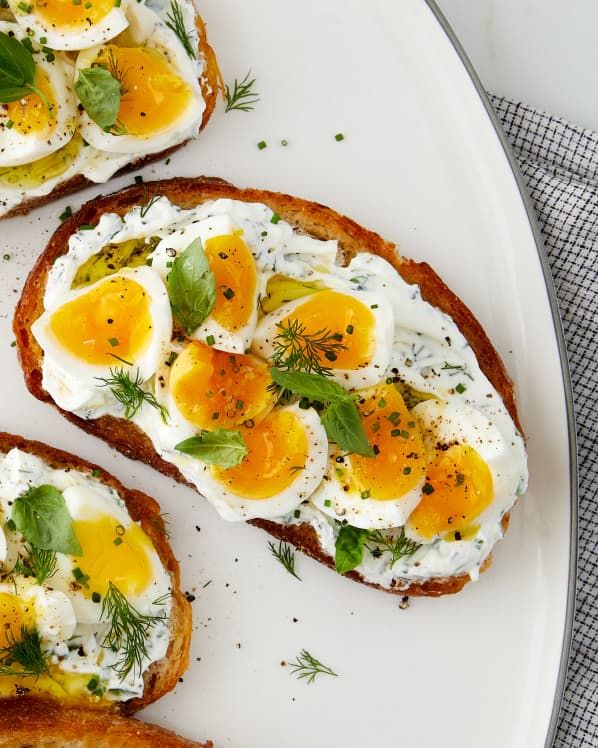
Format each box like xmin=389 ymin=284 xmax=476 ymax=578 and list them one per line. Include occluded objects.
xmin=13 ymin=176 xmax=522 ymax=597
xmin=0 ymin=697 xmax=212 ymax=747
xmin=1 ymin=10 xmax=221 ymax=220
xmin=0 ymin=432 xmax=192 ymax=713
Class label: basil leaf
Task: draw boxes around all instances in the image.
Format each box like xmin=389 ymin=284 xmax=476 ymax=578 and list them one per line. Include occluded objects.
xmin=270 ymin=368 xmax=348 ymax=403
xmin=167 ymin=237 xmax=216 ymax=335
xmin=0 ymin=31 xmax=35 ymax=91
xmin=321 ymin=398 xmax=375 ymax=457
xmin=75 ymin=67 xmax=121 ymax=130
xmin=335 ymin=525 xmax=369 ymax=574
xmin=175 ymin=428 xmax=247 ymax=468
xmin=12 ymin=485 xmax=82 ymax=555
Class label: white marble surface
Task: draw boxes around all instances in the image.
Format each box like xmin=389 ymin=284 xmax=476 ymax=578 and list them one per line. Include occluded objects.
xmin=436 ymin=0 xmax=598 ymax=132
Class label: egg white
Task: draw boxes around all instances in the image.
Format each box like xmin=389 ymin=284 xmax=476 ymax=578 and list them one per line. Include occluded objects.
xmin=252 ymin=287 xmax=394 ymax=390
xmin=31 ymin=266 xmax=172 ymax=414
xmin=8 ymin=0 xmax=130 ymax=51
xmin=76 ymin=0 xmax=203 ymax=155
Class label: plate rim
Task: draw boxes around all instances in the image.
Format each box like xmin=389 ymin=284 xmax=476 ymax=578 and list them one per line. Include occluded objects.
xmin=424 ymin=1 xmax=579 ymax=745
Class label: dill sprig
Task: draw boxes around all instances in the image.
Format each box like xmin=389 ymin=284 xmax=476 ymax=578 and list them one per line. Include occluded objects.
xmin=0 ymin=626 xmax=49 ymax=677
xmin=365 ymin=528 xmax=421 ymax=568
xmin=101 ymin=582 xmax=166 ymax=679
xmin=96 ymin=366 xmax=168 ymax=422
xmin=268 ymin=540 xmax=301 ymax=581
xmin=225 ymin=70 xmax=260 ymax=113
xmin=289 ymin=649 xmax=338 ymax=684
xmin=166 ymin=0 xmax=196 ymax=59
xmin=139 ymin=189 xmax=161 ymax=219
xmin=13 ymin=544 xmax=57 ymax=585
xmin=271 ymin=318 xmax=347 ymax=377
xmin=104 ymin=47 xmax=129 ymax=96
xmin=441 ymin=361 xmax=474 ymax=380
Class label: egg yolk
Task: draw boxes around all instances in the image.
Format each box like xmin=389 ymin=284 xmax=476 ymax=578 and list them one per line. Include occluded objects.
xmin=407 ymin=445 xmax=494 ymax=540
xmin=49 ymin=275 xmax=153 ymax=365
xmin=204 ymin=234 xmax=258 ymax=332
xmin=212 ymin=409 xmax=309 ymax=499
xmin=0 ymin=593 xmax=31 ymax=648
xmin=169 ymin=341 xmax=274 ymax=430
xmin=281 ymin=290 xmax=375 ymax=371
xmin=71 ymin=516 xmax=154 ymax=598
xmin=95 ymin=46 xmax=192 ymax=137
xmin=6 ymin=69 xmax=55 ymax=137
xmin=347 ymin=384 xmax=427 ymax=499
xmin=34 ymin=0 xmax=116 ymax=28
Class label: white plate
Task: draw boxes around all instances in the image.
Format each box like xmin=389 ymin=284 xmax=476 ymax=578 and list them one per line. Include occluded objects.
xmin=0 ymin=1 xmax=576 ymax=747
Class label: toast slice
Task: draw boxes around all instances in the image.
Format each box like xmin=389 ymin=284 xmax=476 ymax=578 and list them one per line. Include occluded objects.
xmin=0 ymin=697 xmax=212 ymax=747
xmin=0 ymin=3 xmax=221 ymax=220
xmin=0 ymin=432 xmax=191 ymax=713
xmin=13 ymin=176 xmax=524 ymax=597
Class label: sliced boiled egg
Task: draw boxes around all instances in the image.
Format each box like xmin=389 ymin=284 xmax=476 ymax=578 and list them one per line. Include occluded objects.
xmin=0 ymin=45 xmax=77 ymax=168
xmin=149 ymin=214 xmax=262 ymax=353
xmin=76 ymin=1 xmax=203 ymax=155
xmin=31 ymin=267 xmax=172 ymax=408
xmin=310 ymin=383 xmax=428 ymax=529
xmin=49 ymin=483 xmax=171 ymax=623
xmin=405 ymin=399 xmax=523 ymax=543
xmin=252 ymin=288 xmax=393 ymax=390
xmin=166 ymin=341 xmax=275 ymax=431
xmin=8 ymin=0 xmax=130 ymax=51
xmin=0 ymin=583 xmax=76 ymax=647
xmin=178 ymin=404 xmax=328 ymax=521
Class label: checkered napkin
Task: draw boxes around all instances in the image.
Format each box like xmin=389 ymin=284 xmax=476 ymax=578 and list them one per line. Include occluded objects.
xmin=488 ymin=95 xmax=597 ymax=747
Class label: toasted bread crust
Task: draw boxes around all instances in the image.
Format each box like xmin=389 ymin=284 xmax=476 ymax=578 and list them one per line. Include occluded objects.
xmin=1 ymin=11 xmax=221 ymax=221
xmin=0 ymin=697 xmax=212 ymax=747
xmin=0 ymin=432 xmax=192 ymax=713
xmin=13 ymin=176 xmax=522 ymax=597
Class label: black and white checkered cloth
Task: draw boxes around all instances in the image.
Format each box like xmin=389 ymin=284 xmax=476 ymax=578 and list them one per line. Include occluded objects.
xmin=489 ymin=95 xmax=597 ymax=747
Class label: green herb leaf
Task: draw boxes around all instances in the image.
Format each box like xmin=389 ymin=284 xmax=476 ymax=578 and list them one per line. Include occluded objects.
xmin=13 ymin=543 xmax=57 ymax=585
xmin=321 ymin=398 xmax=374 ymax=457
xmin=74 ymin=67 xmax=121 ymax=130
xmin=289 ymin=649 xmax=338 ymax=684
xmin=0 ymin=626 xmax=49 ymax=677
xmin=0 ymin=31 xmax=51 ymax=112
xmin=268 ymin=540 xmax=301 ymax=581
xmin=12 ymin=485 xmax=82 ymax=555
xmin=334 ymin=524 xmax=369 ymax=574
xmin=167 ymin=237 xmax=216 ymax=335
xmin=175 ymin=428 xmax=247 ymax=468
xmin=270 ymin=367 xmax=348 ymax=403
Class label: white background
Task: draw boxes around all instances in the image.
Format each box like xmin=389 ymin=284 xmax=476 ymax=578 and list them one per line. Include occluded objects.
xmin=437 ymin=0 xmax=598 ymax=131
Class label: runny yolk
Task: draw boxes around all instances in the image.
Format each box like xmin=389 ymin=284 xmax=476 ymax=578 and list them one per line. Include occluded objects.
xmin=6 ymin=69 xmax=55 ymax=137
xmin=95 ymin=46 xmax=192 ymax=137
xmin=0 ymin=593 xmax=30 ymax=648
xmin=204 ymin=234 xmax=257 ymax=332
xmin=71 ymin=517 xmax=154 ymax=598
xmin=212 ymin=409 xmax=309 ymax=499
xmin=281 ymin=290 xmax=374 ymax=371
xmin=347 ymin=384 xmax=427 ymax=499
xmin=407 ymin=445 xmax=494 ymax=540
xmin=49 ymin=276 xmax=153 ymax=365
xmin=34 ymin=0 xmax=116 ymax=28
xmin=169 ymin=341 xmax=274 ymax=430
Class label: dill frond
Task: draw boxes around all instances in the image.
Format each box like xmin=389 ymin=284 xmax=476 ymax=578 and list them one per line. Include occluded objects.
xmin=225 ymin=70 xmax=260 ymax=113
xmin=289 ymin=649 xmax=338 ymax=684
xmin=96 ymin=367 xmax=168 ymax=422
xmin=268 ymin=540 xmax=301 ymax=581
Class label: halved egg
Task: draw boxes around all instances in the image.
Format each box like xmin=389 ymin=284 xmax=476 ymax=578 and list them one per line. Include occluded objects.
xmin=252 ymin=288 xmax=394 ymax=389
xmin=0 ymin=583 xmax=76 ymax=647
xmin=0 ymin=48 xmax=77 ymax=168
xmin=179 ymin=404 xmax=328 ymax=521
xmin=31 ymin=267 xmax=172 ymax=402
xmin=167 ymin=341 xmax=274 ymax=430
xmin=49 ymin=483 xmax=171 ymax=623
xmin=8 ymin=0 xmax=130 ymax=51
xmin=404 ymin=399 xmax=522 ymax=543
xmin=310 ymin=383 xmax=428 ymax=529
xmin=149 ymin=214 xmax=262 ymax=353
xmin=76 ymin=1 xmax=203 ymax=155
